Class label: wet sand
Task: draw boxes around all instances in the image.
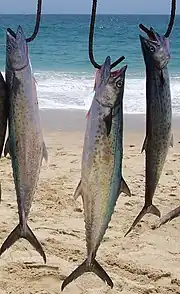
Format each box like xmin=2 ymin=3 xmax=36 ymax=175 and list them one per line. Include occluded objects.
xmin=0 ymin=109 xmax=180 ymax=294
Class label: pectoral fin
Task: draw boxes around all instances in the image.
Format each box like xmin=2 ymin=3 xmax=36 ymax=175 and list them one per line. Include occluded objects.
xmin=160 ymin=70 xmax=165 ymax=85
xmin=104 ymin=110 xmax=112 ymax=137
xmin=43 ymin=142 xmax=48 ymax=162
xmin=170 ymin=134 xmax=173 ymax=147
xmin=141 ymin=136 xmax=148 ymax=153
xmin=120 ymin=177 xmax=131 ymax=196
xmin=74 ymin=180 xmax=82 ymax=200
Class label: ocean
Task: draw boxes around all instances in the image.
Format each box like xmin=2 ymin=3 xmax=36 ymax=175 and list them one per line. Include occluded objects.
xmin=0 ymin=14 xmax=180 ymax=113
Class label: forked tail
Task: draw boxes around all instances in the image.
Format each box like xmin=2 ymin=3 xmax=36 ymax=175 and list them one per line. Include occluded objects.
xmin=124 ymin=204 xmax=161 ymax=236
xmin=61 ymin=258 xmax=113 ymax=291
xmin=0 ymin=223 xmax=46 ymax=263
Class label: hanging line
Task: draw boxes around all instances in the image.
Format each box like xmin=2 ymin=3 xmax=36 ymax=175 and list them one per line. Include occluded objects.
xmin=89 ymin=0 xmax=125 ymax=69
xmin=26 ymin=0 xmax=42 ymax=42
xmin=139 ymin=0 xmax=176 ymax=38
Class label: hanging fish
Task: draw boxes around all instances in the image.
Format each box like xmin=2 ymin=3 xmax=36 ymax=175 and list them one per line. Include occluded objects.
xmin=0 ymin=26 xmax=47 ymax=262
xmin=61 ymin=56 xmax=130 ymax=290
xmin=125 ymin=26 xmax=173 ymax=236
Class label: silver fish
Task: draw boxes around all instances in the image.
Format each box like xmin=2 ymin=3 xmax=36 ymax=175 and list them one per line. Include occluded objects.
xmin=125 ymin=28 xmax=172 ymax=236
xmin=61 ymin=56 xmax=130 ymax=290
xmin=0 ymin=26 xmax=48 ymax=262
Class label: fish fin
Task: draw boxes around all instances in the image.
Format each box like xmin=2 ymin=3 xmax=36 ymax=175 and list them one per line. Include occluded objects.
xmin=61 ymin=258 xmax=113 ymax=291
xmin=170 ymin=134 xmax=173 ymax=147
xmin=120 ymin=177 xmax=131 ymax=196
xmin=32 ymin=75 xmax=38 ymax=85
xmin=74 ymin=180 xmax=82 ymax=200
xmin=147 ymin=204 xmax=161 ymax=217
xmin=4 ymin=137 xmax=11 ymax=157
xmin=86 ymin=109 xmax=91 ymax=119
xmin=124 ymin=204 xmax=161 ymax=236
xmin=141 ymin=136 xmax=147 ymax=153
xmin=160 ymin=70 xmax=165 ymax=85
xmin=155 ymin=205 xmax=180 ymax=228
xmin=43 ymin=142 xmax=48 ymax=162
xmin=104 ymin=110 xmax=112 ymax=137
xmin=0 ymin=223 xmax=46 ymax=263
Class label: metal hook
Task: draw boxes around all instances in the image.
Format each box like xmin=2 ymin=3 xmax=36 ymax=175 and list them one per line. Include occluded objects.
xmin=139 ymin=0 xmax=176 ymax=39
xmin=164 ymin=0 xmax=176 ymax=38
xmin=89 ymin=0 xmax=125 ymax=69
xmin=26 ymin=0 xmax=42 ymax=42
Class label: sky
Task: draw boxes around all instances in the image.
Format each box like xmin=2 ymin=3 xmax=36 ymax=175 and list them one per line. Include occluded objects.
xmin=0 ymin=0 xmax=179 ymax=15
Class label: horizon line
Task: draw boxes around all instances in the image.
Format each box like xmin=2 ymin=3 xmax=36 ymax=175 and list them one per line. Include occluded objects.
xmin=0 ymin=13 xmax=179 ymax=15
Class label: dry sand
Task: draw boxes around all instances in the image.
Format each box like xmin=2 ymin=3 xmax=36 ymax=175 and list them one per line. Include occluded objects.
xmin=0 ymin=109 xmax=180 ymax=294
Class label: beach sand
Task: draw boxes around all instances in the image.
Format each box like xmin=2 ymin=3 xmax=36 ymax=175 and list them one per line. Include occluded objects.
xmin=0 ymin=109 xmax=180 ymax=293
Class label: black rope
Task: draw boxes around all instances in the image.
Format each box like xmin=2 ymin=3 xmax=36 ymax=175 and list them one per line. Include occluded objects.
xmin=89 ymin=0 xmax=125 ymax=69
xmin=164 ymin=0 xmax=176 ymax=38
xmin=26 ymin=0 xmax=42 ymax=42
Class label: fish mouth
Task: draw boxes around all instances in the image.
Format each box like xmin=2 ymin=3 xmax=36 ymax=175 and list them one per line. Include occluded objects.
xmin=7 ymin=26 xmax=25 ymax=42
xmin=139 ymin=24 xmax=170 ymax=68
xmin=146 ymin=27 xmax=158 ymax=42
xmin=139 ymin=24 xmax=162 ymax=48
xmin=104 ymin=56 xmax=111 ymax=68
xmin=111 ymin=65 xmax=127 ymax=78
xmin=99 ymin=56 xmax=111 ymax=85
xmin=6 ymin=25 xmax=28 ymax=71
xmin=101 ymin=56 xmax=111 ymax=77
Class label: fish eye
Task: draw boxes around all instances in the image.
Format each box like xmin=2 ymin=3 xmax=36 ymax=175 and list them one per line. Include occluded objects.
xmin=7 ymin=44 xmax=12 ymax=53
xmin=116 ymin=78 xmax=123 ymax=88
xmin=149 ymin=46 xmax=155 ymax=52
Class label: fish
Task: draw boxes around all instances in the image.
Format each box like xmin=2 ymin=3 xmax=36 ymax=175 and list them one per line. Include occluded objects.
xmin=0 ymin=26 xmax=48 ymax=262
xmin=0 ymin=72 xmax=8 ymax=201
xmin=125 ymin=27 xmax=172 ymax=236
xmin=61 ymin=56 xmax=130 ymax=291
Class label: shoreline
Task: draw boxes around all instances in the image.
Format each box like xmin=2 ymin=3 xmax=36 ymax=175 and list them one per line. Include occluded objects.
xmin=1 ymin=107 xmax=180 ymax=293
xmin=40 ymin=108 xmax=180 ymax=133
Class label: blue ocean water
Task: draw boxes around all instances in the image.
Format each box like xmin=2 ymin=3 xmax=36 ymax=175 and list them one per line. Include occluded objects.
xmin=0 ymin=14 xmax=180 ymax=113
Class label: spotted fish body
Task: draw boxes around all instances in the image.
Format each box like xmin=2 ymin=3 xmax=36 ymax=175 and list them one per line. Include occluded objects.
xmin=125 ymin=28 xmax=172 ymax=236
xmin=61 ymin=56 xmax=130 ymax=290
xmin=0 ymin=26 xmax=47 ymax=262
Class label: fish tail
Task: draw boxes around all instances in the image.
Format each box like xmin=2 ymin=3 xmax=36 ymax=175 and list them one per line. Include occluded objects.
xmin=61 ymin=258 xmax=113 ymax=291
xmin=0 ymin=223 xmax=46 ymax=263
xmin=124 ymin=204 xmax=161 ymax=237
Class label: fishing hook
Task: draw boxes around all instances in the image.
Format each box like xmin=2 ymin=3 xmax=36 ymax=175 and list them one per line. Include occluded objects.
xmin=89 ymin=0 xmax=125 ymax=69
xmin=26 ymin=0 xmax=42 ymax=42
xmin=164 ymin=0 xmax=176 ymax=38
xmin=139 ymin=0 xmax=176 ymax=39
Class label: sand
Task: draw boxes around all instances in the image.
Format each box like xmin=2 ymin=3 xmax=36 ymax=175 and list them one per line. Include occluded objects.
xmin=0 ymin=109 xmax=180 ymax=294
